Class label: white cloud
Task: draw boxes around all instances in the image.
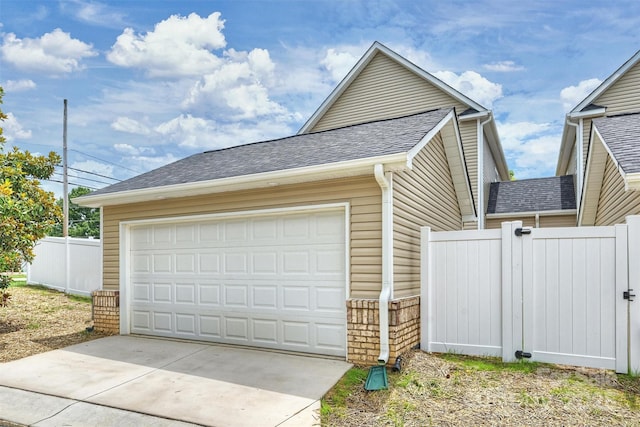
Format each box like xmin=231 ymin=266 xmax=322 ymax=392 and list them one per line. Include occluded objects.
xmin=113 ymin=143 xmax=155 ymax=156
xmin=1 ymin=29 xmax=97 ymax=74
xmin=321 ymin=48 xmax=358 ymax=81
xmin=153 ymin=113 xmax=292 ymax=150
xmin=182 ymin=47 xmax=288 ymax=120
xmin=63 ymin=0 xmax=128 ymax=28
xmin=111 ymin=117 xmax=151 ymax=135
xmin=497 ymin=121 xmax=552 ymax=151
xmin=107 ymin=12 xmax=226 ymax=77
xmin=560 ymin=78 xmax=602 ymax=112
xmin=483 ymin=60 xmax=525 ymax=72
xmin=433 ymin=70 xmax=502 ymax=108
xmin=2 ymin=79 xmax=36 ymax=92
xmin=497 ymin=120 xmax=560 ymax=178
xmin=2 ymin=112 xmax=32 ymax=141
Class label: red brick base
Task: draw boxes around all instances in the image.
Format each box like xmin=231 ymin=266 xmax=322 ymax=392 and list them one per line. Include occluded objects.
xmin=347 ymin=296 xmax=420 ymax=366
xmin=92 ymin=290 xmax=120 ymax=334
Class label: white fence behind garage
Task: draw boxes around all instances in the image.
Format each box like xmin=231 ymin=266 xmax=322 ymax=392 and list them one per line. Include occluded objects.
xmin=421 ymin=217 xmax=640 ymax=374
xmin=26 ymin=237 xmax=102 ymax=297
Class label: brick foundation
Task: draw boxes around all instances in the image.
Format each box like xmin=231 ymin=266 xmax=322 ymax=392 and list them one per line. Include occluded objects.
xmin=92 ymin=290 xmax=120 ymax=334
xmin=347 ymin=296 xmax=420 ymax=365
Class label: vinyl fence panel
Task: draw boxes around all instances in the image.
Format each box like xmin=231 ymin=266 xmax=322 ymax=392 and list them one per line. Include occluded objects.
xmin=27 ymin=237 xmax=102 ymax=296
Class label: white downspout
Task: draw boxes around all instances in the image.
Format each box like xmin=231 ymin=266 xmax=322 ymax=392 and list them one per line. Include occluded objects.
xmin=565 ymin=117 xmax=581 ymax=210
xmin=374 ymin=164 xmax=393 ymax=364
xmin=477 ymin=115 xmax=492 ymax=230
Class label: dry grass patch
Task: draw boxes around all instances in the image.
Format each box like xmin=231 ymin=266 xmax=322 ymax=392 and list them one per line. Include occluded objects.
xmin=0 ymin=282 xmax=111 ymax=363
xmin=322 ymin=349 xmax=640 ymax=426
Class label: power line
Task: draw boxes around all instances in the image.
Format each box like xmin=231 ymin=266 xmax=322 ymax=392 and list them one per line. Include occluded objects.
xmin=45 ymin=179 xmax=98 ymax=190
xmin=52 ymin=172 xmax=113 ymax=187
xmin=68 ymin=167 xmax=121 ymax=181
xmin=55 ymin=166 xmax=121 ymax=182
xmin=69 ymin=148 xmax=143 ymax=174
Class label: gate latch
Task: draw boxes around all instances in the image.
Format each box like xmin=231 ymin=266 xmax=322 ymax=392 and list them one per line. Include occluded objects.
xmin=624 ymin=289 xmax=636 ymax=301
xmin=515 ymin=350 xmax=532 ymax=359
xmin=515 ymin=228 xmax=532 ymax=237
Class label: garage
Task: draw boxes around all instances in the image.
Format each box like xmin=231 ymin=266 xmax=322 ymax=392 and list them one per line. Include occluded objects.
xmin=124 ymin=207 xmax=348 ymax=357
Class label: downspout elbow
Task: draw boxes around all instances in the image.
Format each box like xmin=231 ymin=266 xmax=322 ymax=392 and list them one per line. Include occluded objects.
xmin=374 ymin=164 xmax=392 ymax=364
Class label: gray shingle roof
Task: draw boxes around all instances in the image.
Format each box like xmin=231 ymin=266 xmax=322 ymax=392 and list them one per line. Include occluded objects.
xmin=487 ymin=175 xmax=576 ymax=214
xmin=593 ymin=112 xmax=640 ymax=174
xmin=90 ymin=108 xmax=452 ymax=196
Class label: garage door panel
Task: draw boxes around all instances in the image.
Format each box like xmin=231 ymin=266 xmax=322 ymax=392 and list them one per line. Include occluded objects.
xmin=129 ymin=210 xmax=346 ymax=357
xmin=252 ymin=286 xmax=277 ymax=309
xmin=153 ymin=312 xmax=172 ymax=332
xmin=224 ymin=285 xmax=248 ymax=307
xmin=176 ymin=283 xmax=196 ymax=304
xmin=153 ymin=254 xmax=172 ymax=273
xmin=176 ymin=314 xmax=196 ymax=334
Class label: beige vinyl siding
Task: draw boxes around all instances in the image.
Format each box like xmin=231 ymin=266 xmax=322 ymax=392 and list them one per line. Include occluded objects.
xmin=392 ymin=132 xmax=463 ymax=297
xmin=594 ymin=62 xmax=640 ymax=115
xmin=594 ymin=156 xmax=640 ymax=225
xmin=102 ymin=176 xmax=383 ymax=299
xmin=463 ymin=221 xmax=478 ymax=230
xmin=459 ymin=120 xmax=478 ymax=212
xmin=310 ymin=52 xmax=469 ymax=133
xmin=540 ymin=215 xmax=577 ymax=227
xmin=486 ymin=216 xmax=536 ymax=229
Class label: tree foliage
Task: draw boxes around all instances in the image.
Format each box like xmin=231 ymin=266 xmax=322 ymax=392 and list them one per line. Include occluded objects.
xmin=50 ymin=186 xmax=100 ymax=239
xmin=0 ymin=87 xmax=62 ymax=296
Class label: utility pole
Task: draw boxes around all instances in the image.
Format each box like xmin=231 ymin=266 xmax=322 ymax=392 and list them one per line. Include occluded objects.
xmin=63 ymin=99 xmax=69 ymax=237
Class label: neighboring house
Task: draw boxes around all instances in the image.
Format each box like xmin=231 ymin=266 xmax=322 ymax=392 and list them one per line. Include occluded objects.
xmin=301 ymin=42 xmax=510 ymax=229
xmin=556 ymin=49 xmax=640 ymax=225
xmin=76 ymin=42 xmax=510 ymax=366
xmin=485 ymin=175 xmax=577 ymax=229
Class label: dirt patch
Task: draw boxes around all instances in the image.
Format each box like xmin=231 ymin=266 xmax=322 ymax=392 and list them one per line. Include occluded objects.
xmin=0 ymin=285 xmax=112 ymax=363
xmin=323 ymin=349 xmax=640 ymax=426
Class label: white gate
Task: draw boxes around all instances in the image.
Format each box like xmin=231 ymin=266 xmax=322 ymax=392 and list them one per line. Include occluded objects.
xmin=421 ymin=217 xmax=640 ymax=374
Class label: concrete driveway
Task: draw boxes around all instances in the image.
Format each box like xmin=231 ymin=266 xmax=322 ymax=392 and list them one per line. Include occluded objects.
xmin=0 ymin=336 xmax=352 ymax=426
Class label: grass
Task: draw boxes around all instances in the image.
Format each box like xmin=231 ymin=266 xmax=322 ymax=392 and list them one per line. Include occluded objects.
xmin=321 ymin=350 xmax=640 ymax=426
xmin=320 ymin=367 xmax=369 ymax=418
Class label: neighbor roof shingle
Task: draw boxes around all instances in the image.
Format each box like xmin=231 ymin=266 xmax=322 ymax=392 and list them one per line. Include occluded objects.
xmin=487 ymin=175 xmax=576 ymax=214
xmin=89 ymin=108 xmax=452 ymax=196
xmin=593 ymin=113 xmax=640 ymax=174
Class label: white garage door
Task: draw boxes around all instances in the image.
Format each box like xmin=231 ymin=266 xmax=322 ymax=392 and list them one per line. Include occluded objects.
xmin=128 ymin=209 xmax=347 ymax=357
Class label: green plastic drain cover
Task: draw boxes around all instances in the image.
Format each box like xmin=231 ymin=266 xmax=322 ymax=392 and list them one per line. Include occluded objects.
xmin=364 ymin=365 xmax=388 ymax=390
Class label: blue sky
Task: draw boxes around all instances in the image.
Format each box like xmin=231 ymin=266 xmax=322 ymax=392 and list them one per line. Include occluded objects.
xmin=1 ymin=0 xmax=640 ymax=196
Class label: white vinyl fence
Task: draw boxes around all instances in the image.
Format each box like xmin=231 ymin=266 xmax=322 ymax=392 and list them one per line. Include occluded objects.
xmin=421 ymin=217 xmax=640 ymax=374
xmin=26 ymin=237 xmax=102 ymax=297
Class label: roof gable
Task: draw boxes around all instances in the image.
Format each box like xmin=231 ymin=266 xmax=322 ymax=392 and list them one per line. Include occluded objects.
xmin=572 ymin=49 xmax=640 ymax=114
xmin=299 ymin=42 xmax=487 ymax=134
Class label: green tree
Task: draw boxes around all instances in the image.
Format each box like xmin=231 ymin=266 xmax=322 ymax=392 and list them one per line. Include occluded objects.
xmin=0 ymin=87 xmax=62 ymax=303
xmin=50 ymin=186 xmax=100 ymax=238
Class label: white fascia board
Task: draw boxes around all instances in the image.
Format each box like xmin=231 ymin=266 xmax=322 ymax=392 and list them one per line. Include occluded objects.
xmin=484 ymin=116 xmax=510 ymax=180
xmin=457 ymin=110 xmax=489 ymax=121
xmin=568 ymin=107 xmax=606 ymax=119
xmin=626 ymin=173 xmax=640 ymax=191
xmin=406 ymin=109 xmax=454 ymax=167
xmin=486 ymin=209 xmax=577 ymax=219
xmin=74 ymin=153 xmax=408 ymax=208
xmin=556 ymin=116 xmax=577 ymax=176
xmin=571 ymin=49 xmax=640 ymax=114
